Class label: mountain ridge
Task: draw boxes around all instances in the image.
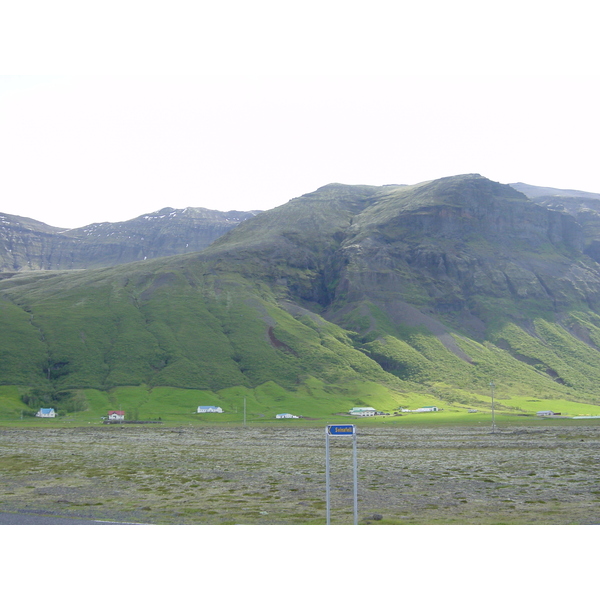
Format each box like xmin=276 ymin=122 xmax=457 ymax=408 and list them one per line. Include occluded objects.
xmin=0 ymin=206 xmax=260 ymax=271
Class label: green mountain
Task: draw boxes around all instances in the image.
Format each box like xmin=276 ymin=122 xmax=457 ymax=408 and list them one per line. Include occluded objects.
xmin=4 ymin=174 xmax=600 ymax=419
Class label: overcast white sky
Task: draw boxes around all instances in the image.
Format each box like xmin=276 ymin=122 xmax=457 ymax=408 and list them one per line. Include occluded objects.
xmin=1 ymin=1 xmax=598 ymax=228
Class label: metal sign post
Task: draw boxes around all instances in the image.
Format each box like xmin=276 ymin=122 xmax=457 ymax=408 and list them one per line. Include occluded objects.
xmin=325 ymin=424 xmax=358 ymax=525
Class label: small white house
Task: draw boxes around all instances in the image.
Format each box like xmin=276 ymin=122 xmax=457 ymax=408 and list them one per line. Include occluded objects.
xmin=537 ymin=410 xmax=555 ymax=417
xmin=108 ymin=410 xmax=125 ymax=421
xmin=197 ymin=406 xmax=223 ymax=413
xmin=275 ymin=413 xmax=298 ymax=419
xmin=36 ymin=408 xmax=56 ymax=418
xmin=349 ymin=407 xmax=376 ymax=417
xmin=414 ymin=406 xmax=439 ymax=413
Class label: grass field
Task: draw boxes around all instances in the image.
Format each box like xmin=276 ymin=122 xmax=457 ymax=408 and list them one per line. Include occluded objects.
xmin=3 ymin=380 xmax=600 ymax=427
xmin=1 ymin=422 xmax=600 ymax=524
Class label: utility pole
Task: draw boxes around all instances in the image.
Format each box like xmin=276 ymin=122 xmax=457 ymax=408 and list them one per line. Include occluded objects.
xmin=490 ymin=381 xmax=496 ymax=433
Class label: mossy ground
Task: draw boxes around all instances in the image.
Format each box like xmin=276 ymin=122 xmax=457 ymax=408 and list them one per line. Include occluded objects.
xmin=1 ymin=424 xmax=600 ymax=525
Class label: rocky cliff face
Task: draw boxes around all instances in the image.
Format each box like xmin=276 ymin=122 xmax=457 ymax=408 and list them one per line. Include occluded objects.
xmin=0 ymin=206 xmax=260 ymax=271
xmin=511 ymin=182 xmax=600 ymax=264
xmin=326 ymin=176 xmax=600 ymax=340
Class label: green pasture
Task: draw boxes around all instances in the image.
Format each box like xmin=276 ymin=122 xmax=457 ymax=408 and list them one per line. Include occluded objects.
xmin=0 ymin=378 xmax=408 ymax=425
xmin=2 ymin=379 xmax=600 ymax=427
xmin=494 ymin=395 xmax=600 ymax=417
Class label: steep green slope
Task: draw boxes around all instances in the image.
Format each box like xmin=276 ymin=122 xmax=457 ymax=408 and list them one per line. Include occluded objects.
xmin=0 ymin=259 xmax=397 ymax=394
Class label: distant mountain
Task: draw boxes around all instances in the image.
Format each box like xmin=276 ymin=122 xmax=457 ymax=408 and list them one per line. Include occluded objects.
xmin=511 ymin=182 xmax=600 ymax=263
xmin=510 ymin=182 xmax=600 ymax=201
xmin=4 ymin=174 xmax=600 ymax=417
xmin=0 ymin=206 xmax=260 ymax=271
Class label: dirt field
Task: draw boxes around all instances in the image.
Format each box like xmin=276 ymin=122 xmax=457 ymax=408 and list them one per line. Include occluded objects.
xmin=1 ymin=424 xmax=600 ymax=524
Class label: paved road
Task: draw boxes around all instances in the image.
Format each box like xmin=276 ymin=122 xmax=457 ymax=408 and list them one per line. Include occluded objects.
xmin=0 ymin=511 xmax=142 ymax=525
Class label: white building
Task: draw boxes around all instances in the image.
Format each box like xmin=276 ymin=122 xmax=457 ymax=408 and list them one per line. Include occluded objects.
xmin=197 ymin=406 xmax=223 ymax=413
xmin=275 ymin=413 xmax=298 ymax=419
xmin=108 ymin=410 xmax=125 ymax=420
xmin=36 ymin=408 xmax=56 ymax=418
xmin=349 ymin=407 xmax=376 ymax=417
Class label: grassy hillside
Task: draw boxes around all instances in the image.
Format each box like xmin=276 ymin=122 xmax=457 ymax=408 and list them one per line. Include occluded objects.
xmin=0 ymin=260 xmax=402 ymax=400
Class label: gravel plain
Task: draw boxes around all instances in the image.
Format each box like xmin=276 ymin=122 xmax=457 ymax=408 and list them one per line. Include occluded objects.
xmin=1 ymin=424 xmax=600 ymax=524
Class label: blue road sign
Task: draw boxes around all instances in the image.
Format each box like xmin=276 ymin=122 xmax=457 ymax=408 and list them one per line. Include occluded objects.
xmin=327 ymin=424 xmax=355 ymax=436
